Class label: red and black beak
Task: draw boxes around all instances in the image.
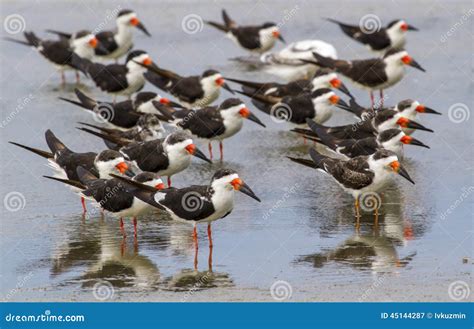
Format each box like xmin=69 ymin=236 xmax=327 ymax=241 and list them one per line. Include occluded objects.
xmin=185 ymin=144 xmax=212 ymax=163
xmin=390 ymin=161 xmax=415 ymax=184
xmin=402 ymin=55 xmax=425 ymax=72
xmin=416 ymin=104 xmax=441 ymax=115
xmin=130 ymin=17 xmax=151 ymax=36
xmin=397 ymin=117 xmax=433 ymax=132
xmin=239 ymin=107 xmax=266 ymax=127
xmin=231 ymin=178 xmax=261 ymax=202
xmin=400 ymin=135 xmax=430 ymax=149
xmin=330 ymin=78 xmax=353 ymax=98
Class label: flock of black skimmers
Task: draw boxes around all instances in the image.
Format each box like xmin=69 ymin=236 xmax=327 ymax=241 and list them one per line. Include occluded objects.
xmin=7 ymin=9 xmax=441 ymax=252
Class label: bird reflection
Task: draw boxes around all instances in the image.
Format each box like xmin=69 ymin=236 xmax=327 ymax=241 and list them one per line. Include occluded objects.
xmin=298 ymin=185 xmax=416 ymax=273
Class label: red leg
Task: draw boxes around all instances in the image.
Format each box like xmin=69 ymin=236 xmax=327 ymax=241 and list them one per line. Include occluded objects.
xmin=193 ymin=225 xmax=198 ymax=250
xmin=193 ymin=224 xmax=198 ymax=270
xmin=133 ymin=217 xmax=138 ymax=237
xmin=167 ymin=176 xmax=172 ymax=187
xmin=208 ymin=142 xmax=213 ymax=161
xmin=81 ymin=196 xmax=87 ymax=213
xmin=219 ymin=141 xmax=223 ymax=161
xmin=207 ymin=223 xmax=213 ymax=248
xmin=370 ymin=91 xmax=374 ymax=110
xmin=120 ymin=218 xmax=126 ymax=238
xmin=208 ymin=240 xmax=213 ymax=272
xmin=75 ymin=71 xmax=80 ymax=84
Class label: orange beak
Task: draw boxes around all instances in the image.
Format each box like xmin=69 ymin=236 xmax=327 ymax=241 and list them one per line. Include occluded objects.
xmin=160 ymin=98 xmax=170 ymax=105
xmin=130 ymin=17 xmax=140 ymax=26
xmin=396 ymin=117 xmax=410 ymax=127
xmin=400 ymin=135 xmax=412 ymax=145
xmin=329 ymin=78 xmax=341 ymax=88
xmin=215 ymin=77 xmax=225 ymax=86
xmin=272 ymin=30 xmax=280 ymax=38
xmin=416 ymin=105 xmax=425 ymax=113
xmin=155 ymin=183 xmax=165 ymax=190
xmin=239 ymin=107 xmax=250 ymax=118
xmin=401 ymin=55 xmax=412 ymax=65
xmin=230 ymin=178 xmax=243 ymax=190
xmin=329 ymin=95 xmax=340 ymax=105
xmin=88 ymin=37 xmax=98 ymax=48
xmin=390 ymin=160 xmax=400 ymax=172
xmin=400 ymin=23 xmax=408 ymax=31
xmin=115 ymin=161 xmax=129 ymax=174
xmin=142 ymin=57 xmax=152 ymax=66
xmin=185 ymin=144 xmax=196 ymax=154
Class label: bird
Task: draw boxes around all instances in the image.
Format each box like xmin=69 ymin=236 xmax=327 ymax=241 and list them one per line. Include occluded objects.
xmin=77 ymin=113 xmax=166 ymax=151
xmin=338 ymin=98 xmax=441 ymax=135
xmin=308 ymin=49 xmax=425 ymax=108
xmin=156 ymin=98 xmax=265 ymax=161
xmin=206 ymin=9 xmax=285 ymax=54
xmin=76 ymin=130 xmax=211 ymax=187
xmin=47 ymin=9 xmax=151 ymax=61
xmin=309 ymin=126 xmax=430 ymax=159
xmin=80 ymin=50 xmax=158 ymax=100
xmin=226 ymin=68 xmax=352 ymax=98
xmin=236 ymin=88 xmax=348 ymax=126
xmin=110 ymin=168 xmax=261 ymax=249
xmin=59 ymin=88 xmax=177 ymax=131
xmin=325 ymin=18 xmax=417 ymax=53
xmin=9 ymin=130 xmax=133 ymax=212
xmin=142 ymin=65 xmax=234 ymax=108
xmin=293 ymin=109 xmax=433 ymax=141
xmin=44 ymin=167 xmax=164 ymax=237
xmin=232 ymin=39 xmax=338 ymax=81
xmin=288 ymin=148 xmax=414 ymax=224
xmin=4 ymin=31 xmax=94 ymax=85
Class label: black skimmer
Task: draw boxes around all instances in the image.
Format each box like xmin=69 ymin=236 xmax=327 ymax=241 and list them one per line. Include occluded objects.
xmin=44 ymin=167 xmax=164 ymax=237
xmin=326 ymin=18 xmax=417 ymax=53
xmin=206 ymin=9 xmax=285 ymax=53
xmin=110 ymin=168 xmax=260 ymax=248
xmin=309 ymin=49 xmax=425 ymax=108
xmin=9 ymin=130 xmax=133 ymax=212
xmin=236 ymin=88 xmax=348 ymax=125
xmin=80 ymin=50 xmax=158 ymax=99
xmin=77 ymin=130 xmax=211 ymax=186
xmin=78 ymin=114 xmax=165 ymax=151
xmin=226 ymin=68 xmax=352 ymax=98
xmin=157 ymin=98 xmax=265 ymax=161
xmin=47 ymin=9 xmax=150 ymax=61
xmin=338 ymin=98 xmax=441 ymax=135
xmin=310 ymin=126 xmax=429 ymax=159
xmin=60 ymin=89 xmax=176 ymax=131
xmin=288 ymin=148 xmax=414 ymax=222
xmin=293 ymin=109 xmax=433 ymax=141
xmin=5 ymin=31 xmax=94 ymax=85
xmin=143 ymin=65 xmax=233 ymax=108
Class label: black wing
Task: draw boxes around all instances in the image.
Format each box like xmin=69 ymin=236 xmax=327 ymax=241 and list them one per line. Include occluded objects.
xmin=87 ymin=63 xmax=129 ymax=92
xmin=178 ymin=107 xmax=225 ymax=138
xmin=95 ymin=31 xmax=118 ymax=55
xmin=232 ymin=26 xmax=262 ymax=50
xmin=338 ymin=58 xmax=387 ymax=87
xmin=158 ymin=185 xmax=215 ymax=221
xmin=120 ymin=139 xmax=170 ymax=173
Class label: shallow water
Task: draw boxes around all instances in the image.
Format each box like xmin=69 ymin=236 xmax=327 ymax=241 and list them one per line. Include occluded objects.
xmin=1 ymin=0 xmax=472 ymax=302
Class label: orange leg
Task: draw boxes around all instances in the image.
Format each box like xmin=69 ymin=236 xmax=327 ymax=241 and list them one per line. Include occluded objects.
xmin=354 ymin=198 xmax=361 ymax=230
xmin=208 ymin=142 xmax=213 ymax=161
xmin=207 ymin=224 xmax=213 ymax=248
xmin=374 ymin=207 xmax=379 ymax=227
xmin=219 ymin=141 xmax=224 ymax=161
xmin=133 ymin=217 xmax=138 ymax=237
xmin=120 ymin=218 xmax=126 ymax=238
xmin=81 ymin=197 xmax=87 ymax=213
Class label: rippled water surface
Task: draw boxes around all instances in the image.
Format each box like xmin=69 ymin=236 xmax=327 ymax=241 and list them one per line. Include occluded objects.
xmin=1 ymin=0 xmax=472 ymax=301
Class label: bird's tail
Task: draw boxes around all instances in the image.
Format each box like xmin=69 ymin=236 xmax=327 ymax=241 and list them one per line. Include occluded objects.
xmin=45 ymin=129 xmax=71 ymax=155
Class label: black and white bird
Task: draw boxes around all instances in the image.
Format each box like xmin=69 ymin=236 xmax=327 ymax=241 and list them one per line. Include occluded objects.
xmin=338 ymin=98 xmax=441 ymax=135
xmin=206 ymin=9 xmax=285 ymax=53
xmin=110 ymin=168 xmax=260 ymax=248
xmin=81 ymin=50 xmax=158 ymax=99
xmin=77 ymin=130 xmax=211 ymax=187
xmin=293 ymin=109 xmax=433 ymax=141
xmin=9 ymin=130 xmax=133 ymax=212
xmin=236 ymin=88 xmax=348 ymax=125
xmin=60 ymin=88 xmax=178 ymax=131
xmin=78 ymin=114 xmax=166 ymax=150
xmin=143 ymin=65 xmax=234 ymax=108
xmin=310 ymin=126 xmax=429 ymax=159
xmin=288 ymin=148 xmax=414 ymax=220
xmin=309 ymin=49 xmax=425 ymax=108
xmin=5 ymin=31 xmax=95 ymax=85
xmin=157 ymin=98 xmax=265 ymax=161
xmin=45 ymin=167 xmax=164 ymax=237
xmin=47 ymin=9 xmax=151 ymax=61
xmin=226 ymin=68 xmax=352 ymax=98
xmin=326 ymin=18 xmax=417 ymax=53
